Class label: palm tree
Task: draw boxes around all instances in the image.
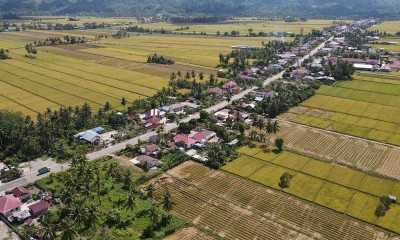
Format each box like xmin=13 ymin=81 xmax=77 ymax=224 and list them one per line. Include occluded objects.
xmin=273 ymin=120 xmax=280 ymax=134
xmin=146 ymin=184 xmax=154 ymax=199
xmin=69 ymin=202 xmax=85 ymax=230
xmin=149 ymin=205 xmax=159 ymax=227
xmin=156 ymin=125 xmax=165 ymax=136
xmin=161 ymin=191 xmax=174 ymax=212
xmin=41 ymin=219 xmax=57 ymax=240
xmin=59 ymin=220 xmax=78 ymax=240
xmin=249 ymin=130 xmax=258 ymax=140
xmin=254 ymin=118 xmax=265 ymax=131
xmin=126 ymin=192 xmax=137 ymax=218
xmin=199 ymin=72 xmax=204 ymax=81
xmin=106 ymin=163 xmax=118 ymax=178
xmin=266 ymin=118 xmax=273 ymax=134
xmin=258 ymin=132 xmax=267 ymax=143
xmin=121 ymin=97 xmax=127 ymax=110
xmin=86 ymin=204 xmax=101 ymax=228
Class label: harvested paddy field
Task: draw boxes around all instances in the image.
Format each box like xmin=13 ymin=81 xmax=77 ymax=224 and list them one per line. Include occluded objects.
xmin=151 ymin=161 xmax=398 ymax=239
xmin=223 ymin=147 xmax=400 ymax=233
xmin=163 ymin=227 xmax=216 ymax=240
xmin=267 ymin=121 xmax=400 ymax=180
xmin=0 ymin=31 xmax=267 ymax=115
xmin=282 ymin=73 xmax=400 ymax=146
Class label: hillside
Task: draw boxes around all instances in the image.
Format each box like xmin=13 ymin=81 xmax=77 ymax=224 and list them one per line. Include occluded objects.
xmin=1 ymin=0 xmax=400 ymax=18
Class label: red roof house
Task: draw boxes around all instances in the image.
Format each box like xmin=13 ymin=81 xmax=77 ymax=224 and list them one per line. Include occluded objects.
xmin=223 ymin=81 xmax=238 ymax=89
xmin=28 ymin=200 xmax=50 ymax=217
xmin=0 ymin=195 xmax=22 ymax=215
xmin=173 ymin=134 xmax=196 ymax=148
xmin=10 ymin=186 xmax=30 ymax=198
xmin=193 ymin=130 xmax=216 ymax=143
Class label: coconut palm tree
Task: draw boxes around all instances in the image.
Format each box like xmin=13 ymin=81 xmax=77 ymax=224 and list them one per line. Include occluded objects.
xmin=149 ymin=205 xmax=159 ymax=227
xmin=41 ymin=219 xmax=57 ymax=240
xmin=249 ymin=130 xmax=258 ymax=140
xmin=126 ymin=192 xmax=137 ymax=218
xmin=273 ymin=120 xmax=280 ymax=134
xmin=266 ymin=118 xmax=273 ymax=134
xmin=146 ymin=184 xmax=154 ymax=199
xmin=86 ymin=204 xmax=101 ymax=228
xmin=59 ymin=220 xmax=78 ymax=240
xmin=161 ymin=191 xmax=174 ymax=212
xmin=69 ymin=203 xmax=85 ymax=230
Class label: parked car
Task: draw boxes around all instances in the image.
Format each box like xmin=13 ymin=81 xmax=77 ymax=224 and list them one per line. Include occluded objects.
xmin=37 ymin=167 xmax=50 ymax=175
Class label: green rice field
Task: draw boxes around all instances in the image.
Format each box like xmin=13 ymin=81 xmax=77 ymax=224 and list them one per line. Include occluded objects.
xmin=286 ymin=73 xmax=400 ymax=145
xmin=223 ymin=146 xmax=400 ymax=233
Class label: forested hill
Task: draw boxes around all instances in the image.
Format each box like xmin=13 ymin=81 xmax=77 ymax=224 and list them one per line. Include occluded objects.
xmin=1 ymin=0 xmax=400 ymax=18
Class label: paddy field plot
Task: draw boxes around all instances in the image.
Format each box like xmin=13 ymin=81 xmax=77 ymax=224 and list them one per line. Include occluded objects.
xmin=222 ymin=148 xmax=400 ymax=232
xmin=283 ymin=73 xmax=400 ymax=146
xmin=0 ymin=31 xmax=270 ymax=115
xmin=368 ymin=21 xmax=400 ymax=35
xmin=269 ymin=121 xmax=400 ymax=180
xmin=136 ymin=19 xmax=338 ymax=35
xmin=151 ymin=161 xmax=397 ymax=239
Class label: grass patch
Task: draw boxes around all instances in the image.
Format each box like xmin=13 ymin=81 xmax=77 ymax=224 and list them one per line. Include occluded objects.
xmin=326 ymin=165 xmax=366 ymax=189
xmin=283 ymin=173 xmax=325 ymax=202
xmin=358 ymin=175 xmax=395 ymax=197
xmin=249 ymin=164 xmax=294 ymax=190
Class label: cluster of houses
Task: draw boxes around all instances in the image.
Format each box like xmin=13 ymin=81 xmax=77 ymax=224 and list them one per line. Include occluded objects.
xmin=0 ymin=186 xmax=52 ymax=228
xmin=206 ymin=81 xmax=242 ymax=98
xmin=129 ymin=127 xmax=218 ymax=168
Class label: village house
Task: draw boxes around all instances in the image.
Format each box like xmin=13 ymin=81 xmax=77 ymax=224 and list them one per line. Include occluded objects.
xmin=74 ymin=127 xmax=104 ymax=145
xmin=207 ymin=87 xmax=224 ymax=97
xmin=130 ymin=155 xmax=161 ymax=168
xmin=214 ymin=109 xmax=231 ymax=121
xmin=169 ymin=103 xmax=184 ymax=114
xmin=145 ymin=144 xmax=159 ymax=155
xmin=193 ymin=130 xmax=217 ymax=143
xmin=0 ymin=195 xmax=22 ymax=217
xmin=279 ymin=52 xmax=297 ymax=59
xmin=8 ymin=186 xmax=32 ymax=203
xmin=330 ymin=57 xmax=379 ymax=66
xmin=144 ymin=109 xmax=166 ymax=120
xmin=173 ymin=134 xmax=197 ymax=148
xmin=28 ymin=200 xmax=50 ymax=217
xmin=291 ymin=67 xmax=309 ymax=80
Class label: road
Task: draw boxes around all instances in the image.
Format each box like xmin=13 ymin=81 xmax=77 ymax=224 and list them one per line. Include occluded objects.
xmin=0 ymin=37 xmax=331 ymax=193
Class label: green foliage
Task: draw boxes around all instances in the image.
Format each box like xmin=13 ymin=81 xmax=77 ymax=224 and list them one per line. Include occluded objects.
xmin=161 ymin=152 xmax=187 ymax=171
xmin=0 ymin=48 xmax=10 ymax=60
xmin=279 ymin=172 xmax=294 ymax=188
xmin=36 ymin=158 xmax=187 ymax=239
xmin=376 ymin=196 xmax=393 ymax=217
xmin=147 ymin=53 xmax=175 ymax=65
xmin=329 ymin=60 xmax=356 ymax=80
xmin=275 ymin=138 xmax=284 ymax=152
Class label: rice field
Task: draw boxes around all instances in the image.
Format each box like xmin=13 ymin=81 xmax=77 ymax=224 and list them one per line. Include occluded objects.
xmin=284 ymin=73 xmax=400 ymax=146
xmin=223 ymin=148 xmax=400 ymax=233
xmin=267 ymin=121 xmax=400 ymax=180
xmin=150 ymin=161 xmax=398 ymax=239
xmin=0 ymin=30 xmax=270 ymax=115
xmin=135 ymin=19 xmax=338 ymax=35
xmin=368 ymin=21 xmax=400 ymax=35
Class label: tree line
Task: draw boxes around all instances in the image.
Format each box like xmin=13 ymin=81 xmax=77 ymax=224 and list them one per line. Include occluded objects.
xmin=147 ymin=53 xmax=175 ymax=65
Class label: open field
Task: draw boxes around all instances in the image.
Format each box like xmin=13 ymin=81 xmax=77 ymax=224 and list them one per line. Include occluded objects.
xmin=282 ymin=73 xmax=400 ymax=146
xmin=150 ymin=161 xmax=399 ymax=239
xmin=0 ymin=30 xmax=268 ymax=115
xmin=223 ymin=147 xmax=400 ymax=232
xmin=368 ymin=21 xmax=400 ymax=35
xmin=266 ymin=121 xmax=400 ymax=180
